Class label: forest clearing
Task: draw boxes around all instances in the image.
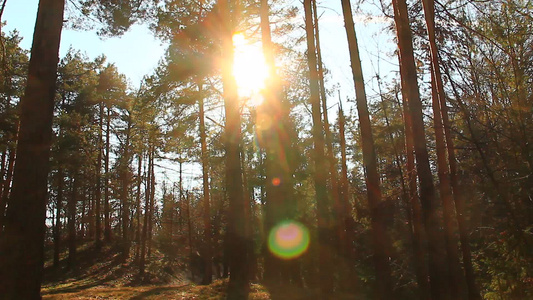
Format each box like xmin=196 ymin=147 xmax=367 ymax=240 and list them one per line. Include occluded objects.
xmin=0 ymin=0 xmax=532 ymax=299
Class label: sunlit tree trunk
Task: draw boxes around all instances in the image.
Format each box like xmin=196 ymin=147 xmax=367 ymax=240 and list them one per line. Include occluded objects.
xmin=139 ymin=149 xmax=151 ymax=275
xmin=0 ymin=147 xmax=14 ymax=231
xmin=0 ymin=0 xmax=65 ymax=297
xmin=120 ymin=113 xmax=132 ymax=260
xmin=104 ymin=108 xmax=111 ymax=242
xmin=95 ymin=103 xmax=103 ymax=249
xmin=395 ymin=73 xmax=430 ymax=300
xmin=391 ymin=0 xmax=449 ymax=298
xmin=312 ymin=0 xmax=342 ymax=254
xmin=430 ymin=65 xmax=464 ymax=299
xmin=421 ymin=1 xmax=481 ymax=298
xmin=340 ymin=1 xmax=393 ymax=298
xmin=304 ymin=0 xmax=332 ymax=295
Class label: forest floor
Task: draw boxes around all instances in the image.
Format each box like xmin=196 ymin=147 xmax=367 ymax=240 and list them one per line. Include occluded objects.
xmin=39 ymin=241 xmax=269 ymax=299
xmin=40 ymin=241 xmax=359 ymax=299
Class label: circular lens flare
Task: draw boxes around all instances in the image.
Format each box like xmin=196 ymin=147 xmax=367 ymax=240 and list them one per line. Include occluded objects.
xmin=268 ymin=221 xmax=310 ymax=260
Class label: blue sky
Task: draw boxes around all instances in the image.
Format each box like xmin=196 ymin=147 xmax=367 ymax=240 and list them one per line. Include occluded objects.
xmin=3 ymin=0 xmax=398 ymax=189
xmin=3 ymin=0 xmax=166 ymax=86
xmin=3 ymin=0 xmax=397 ymax=101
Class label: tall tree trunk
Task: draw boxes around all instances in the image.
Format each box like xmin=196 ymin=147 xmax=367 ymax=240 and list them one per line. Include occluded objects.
xmin=0 ymin=150 xmax=5 ymax=198
xmin=53 ymin=166 xmax=64 ymax=267
xmin=337 ymin=102 xmax=354 ymax=257
xmin=104 ymin=107 xmax=111 ymax=242
xmin=199 ymin=83 xmax=213 ymax=285
xmin=395 ymin=78 xmax=431 ymax=300
xmin=186 ymin=190 xmax=195 ymax=281
xmin=313 ymin=1 xmax=343 ymax=254
xmin=220 ymin=0 xmax=249 ymax=298
xmin=340 ymin=1 xmax=393 ymax=298
xmin=430 ymin=65 xmax=464 ymax=299
xmin=139 ymin=150 xmax=151 ymax=275
xmin=304 ymin=0 xmax=332 ymax=295
xmin=147 ymin=145 xmax=155 ymax=258
xmin=0 ymin=0 xmax=65 ymax=297
xmin=391 ymin=0 xmax=449 ymax=298
xmin=95 ymin=103 xmax=103 ymax=249
xmin=259 ymin=0 xmax=291 ymax=286
xmin=68 ymin=174 xmax=78 ymax=269
xmin=421 ymin=1 xmax=481 ymax=298
xmin=121 ymin=114 xmax=132 ymax=261
xmin=80 ymin=181 xmax=86 ymax=239
xmin=135 ymin=153 xmax=142 ymax=261
xmin=0 ymin=147 xmax=14 ymax=231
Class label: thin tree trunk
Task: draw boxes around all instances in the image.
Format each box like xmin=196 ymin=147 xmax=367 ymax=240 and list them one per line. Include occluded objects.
xmin=147 ymin=146 xmax=155 ymax=258
xmin=421 ymin=1 xmax=481 ymax=296
xmin=199 ymin=82 xmax=213 ymax=285
xmin=430 ymin=65 xmax=464 ymax=299
xmin=135 ymin=153 xmax=142 ymax=261
xmin=121 ymin=114 xmax=132 ymax=260
xmin=442 ymin=67 xmax=482 ymax=300
xmin=313 ymin=1 xmax=343 ymax=254
xmin=391 ymin=0 xmax=449 ymax=298
xmin=340 ymin=1 xmax=393 ymax=298
xmin=53 ymin=166 xmax=64 ymax=267
xmin=139 ymin=150 xmax=151 ymax=275
xmin=395 ymin=78 xmax=431 ymax=300
xmin=304 ymin=0 xmax=332 ymax=295
xmin=95 ymin=103 xmax=103 ymax=249
xmin=0 ymin=0 xmax=65 ymax=296
xmin=337 ymin=102 xmax=353 ymax=258
xmin=68 ymin=174 xmax=78 ymax=269
xmin=104 ymin=107 xmax=111 ymax=242
xmin=0 ymin=147 xmax=15 ymax=231
xmin=80 ymin=182 xmax=86 ymax=239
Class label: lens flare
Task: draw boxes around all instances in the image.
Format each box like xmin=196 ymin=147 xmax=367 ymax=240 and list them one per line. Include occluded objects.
xmin=268 ymin=221 xmax=310 ymax=260
xmin=272 ymin=177 xmax=281 ymax=186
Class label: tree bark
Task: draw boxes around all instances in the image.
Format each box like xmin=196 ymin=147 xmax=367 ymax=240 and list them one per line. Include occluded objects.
xmin=139 ymin=150 xmax=151 ymax=275
xmin=304 ymin=0 xmax=332 ymax=295
xmin=68 ymin=174 xmax=78 ymax=269
xmin=220 ymin=0 xmax=249 ymax=298
xmin=396 ymin=77 xmax=430 ymax=300
xmin=104 ymin=107 xmax=111 ymax=242
xmin=135 ymin=153 xmax=142 ymax=261
xmin=430 ymin=65 xmax=464 ymax=299
xmin=199 ymin=82 xmax=213 ymax=285
xmin=53 ymin=166 xmax=64 ymax=267
xmin=0 ymin=0 xmax=65 ymax=297
xmin=121 ymin=113 xmax=132 ymax=260
xmin=391 ymin=0 xmax=450 ymax=298
xmin=421 ymin=1 xmax=481 ymax=297
xmin=95 ymin=103 xmax=103 ymax=249
xmin=340 ymin=1 xmax=393 ymax=298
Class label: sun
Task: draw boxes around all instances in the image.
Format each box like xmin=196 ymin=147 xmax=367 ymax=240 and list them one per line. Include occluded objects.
xmin=232 ymin=33 xmax=269 ymax=105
